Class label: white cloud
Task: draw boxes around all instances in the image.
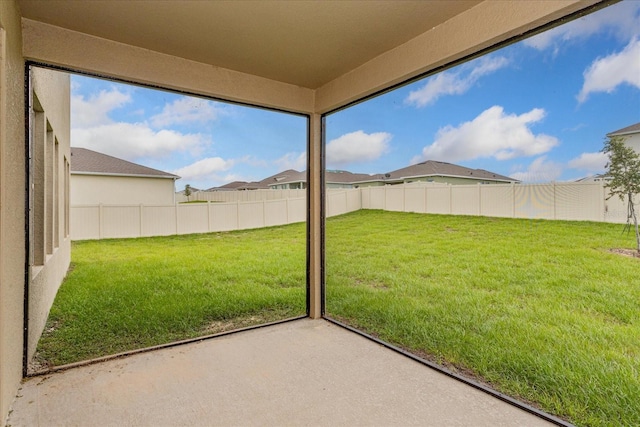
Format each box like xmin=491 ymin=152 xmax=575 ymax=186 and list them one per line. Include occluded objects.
xmin=577 ymin=38 xmax=640 ymax=103
xmin=71 ymin=88 xmax=131 ymax=128
xmin=405 ymin=56 xmax=509 ymax=107
xmin=524 ymin=1 xmax=640 ymax=51
xmin=510 ymin=156 xmax=563 ymax=183
xmin=411 ymin=106 xmax=558 ymax=163
xmin=274 ymin=152 xmax=306 ymax=171
xmin=326 ymin=130 xmax=392 ymax=166
xmin=237 ymin=155 xmax=268 ymax=169
xmin=172 ymin=157 xmax=234 ymax=181
xmin=71 ymin=123 xmax=209 ymax=160
xmin=150 ymin=97 xmax=225 ymax=128
xmin=567 ymin=151 xmax=608 ymax=172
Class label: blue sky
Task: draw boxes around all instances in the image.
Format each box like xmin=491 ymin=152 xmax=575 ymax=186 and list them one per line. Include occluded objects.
xmin=70 ymin=1 xmax=640 ymax=190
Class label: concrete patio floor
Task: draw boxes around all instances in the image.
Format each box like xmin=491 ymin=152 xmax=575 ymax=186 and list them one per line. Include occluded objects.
xmin=9 ymin=319 xmax=555 ymax=426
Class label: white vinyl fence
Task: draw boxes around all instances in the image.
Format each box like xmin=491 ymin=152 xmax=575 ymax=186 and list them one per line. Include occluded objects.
xmin=72 ymin=183 xmax=634 ymax=240
xmin=71 ymin=197 xmax=307 ymax=240
xmin=361 ymin=182 xmax=631 ymax=223
xmin=177 ymin=189 xmax=306 ymax=203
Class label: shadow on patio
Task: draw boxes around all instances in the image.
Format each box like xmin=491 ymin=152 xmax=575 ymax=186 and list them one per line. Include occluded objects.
xmin=9 ymin=319 xmax=556 ymax=426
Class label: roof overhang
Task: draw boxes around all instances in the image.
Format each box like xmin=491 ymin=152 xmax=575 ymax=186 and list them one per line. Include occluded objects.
xmin=70 ymin=171 xmax=179 ymax=180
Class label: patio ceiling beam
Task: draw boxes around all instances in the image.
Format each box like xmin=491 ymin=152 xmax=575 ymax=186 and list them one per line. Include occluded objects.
xmin=21 ymin=19 xmax=315 ymax=115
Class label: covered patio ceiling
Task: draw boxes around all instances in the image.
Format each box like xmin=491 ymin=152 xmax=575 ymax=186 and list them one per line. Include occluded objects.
xmin=17 ymin=0 xmax=605 ymax=114
xmin=17 ymin=0 xmax=483 ymax=89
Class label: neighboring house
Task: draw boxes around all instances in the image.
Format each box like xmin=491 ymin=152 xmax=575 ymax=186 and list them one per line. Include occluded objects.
xmin=575 ymin=174 xmax=609 ymax=183
xmin=325 ymin=170 xmax=379 ymax=189
xmin=607 ymin=122 xmax=640 ymax=155
xmin=70 ymin=148 xmax=180 ymax=205
xmin=244 ymin=169 xmax=375 ymax=190
xmin=267 ymin=169 xmax=307 ymax=189
xmin=206 ymin=169 xmax=306 ymax=191
xmin=207 ymin=169 xmax=304 ymax=191
xmin=222 ymin=161 xmax=517 ymax=191
xmin=206 ymin=181 xmax=257 ymax=191
xmin=354 ymin=161 xmax=518 ymax=187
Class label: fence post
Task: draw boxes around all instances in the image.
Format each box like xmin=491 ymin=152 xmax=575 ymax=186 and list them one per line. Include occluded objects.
xmin=553 ymin=182 xmax=557 ymax=220
xmin=403 ymin=185 xmax=406 ymax=212
xmin=98 ymin=203 xmax=103 ymax=239
xmin=344 ymin=191 xmax=348 ymax=214
xmin=139 ymin=204 xmax=143 ymax=237
xmin=512 ymin=182 xmax=516 ymax=218
xmin=449 ymin=185 xmax=453 ymax=214
xmin=600 ymin=181 xmax=606 ymax=222
xmin=175 ymin=204 xmax=179 ymax=235
xmin=236 ymin=200 xmax=240 ymax=230
xmin=424 ymin=186 xmax=428 ymax=213
xmin=207 ymin=200 xmax=212 ymax=232
xmin=263 ymin=199 xmax=266 ymax=226
xmin=478 ymin=184 xmax=482 ymax=216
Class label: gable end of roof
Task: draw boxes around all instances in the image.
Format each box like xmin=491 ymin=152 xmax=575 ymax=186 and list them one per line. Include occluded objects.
xmin=70 ymin=147 xmax=179 ymax=179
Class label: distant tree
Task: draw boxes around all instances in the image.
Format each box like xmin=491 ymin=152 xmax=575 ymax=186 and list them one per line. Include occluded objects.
xmin=184 ymin=184 xmax=192 ymax=202
xmin=603 ymin=136 xmax=640 ymax=253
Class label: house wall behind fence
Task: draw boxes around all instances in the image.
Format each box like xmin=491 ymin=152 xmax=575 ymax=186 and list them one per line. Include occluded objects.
xmin=72 ymin=175 xmax=176 ymax=205
xmin=73 ymin=183 xmax=634 ymax=241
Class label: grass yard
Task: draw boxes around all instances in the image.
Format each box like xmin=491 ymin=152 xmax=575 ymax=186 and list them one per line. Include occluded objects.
xmin=37 ymin=209 xmax=638 ymax=426
xmin=326 ymin=210 xmax=639 ymax=427
xmin=35 ymin=223 xmax=307 ymax=367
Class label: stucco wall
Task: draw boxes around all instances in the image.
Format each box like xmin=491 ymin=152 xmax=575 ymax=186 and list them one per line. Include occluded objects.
xmin=0 ymin=0 xmax=26 ymax=422
xmin=71 ymin=174 xmax=176 ymax=205
xmin=27 ymin=67 xmax=71 ymax=364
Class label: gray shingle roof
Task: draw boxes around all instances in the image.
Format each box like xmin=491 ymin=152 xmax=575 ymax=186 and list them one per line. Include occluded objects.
xmin=70 ymin=147 xmax=179 ymax=179
xmin=326 ymin=170 xmax=377 ymax=184
xmin=375 ymin=160 xmax=517 ymax=183
xmin=206 ymin=170 xmax=304 ymax=191
xmin=260 ymin=169 xmax=305 ymax=185
xmin=207 ymin=181 xmax=270 ymax=191
xmin=607 ymin=122 xmax=640 ymax=137
xmin=259 ymin=169 xmax=377 ymax=186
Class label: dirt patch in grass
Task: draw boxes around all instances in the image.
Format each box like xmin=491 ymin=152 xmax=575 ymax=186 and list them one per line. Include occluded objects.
xmin=610 ymin=248 xmax=640 ymax=258
xmin=28 ymin=352 xmax=52 ymax=373
xmin=201 ymin=311 xmax=292 ymax=335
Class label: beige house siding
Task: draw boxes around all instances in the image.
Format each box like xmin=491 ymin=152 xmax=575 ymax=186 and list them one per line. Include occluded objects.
xmin=71 ymin=174 xmax=176 ymax=206
xmin=27 ymin=68 xmax=71 ymax=364
xmin=624 ymin=133 xmax=640 ymax=155
xmin=0 ymin=3 xmax=72 ymax=417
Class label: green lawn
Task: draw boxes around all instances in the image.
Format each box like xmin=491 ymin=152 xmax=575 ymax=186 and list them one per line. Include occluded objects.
xmin=37 ymin=210 xmax=638 ymax=426
xmin=35 ymin=224 xmax=307 ymax=366
xmin=326 ymin=210 xmax=639 ymax=427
